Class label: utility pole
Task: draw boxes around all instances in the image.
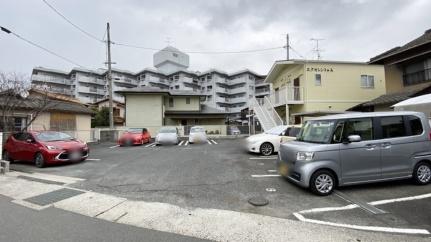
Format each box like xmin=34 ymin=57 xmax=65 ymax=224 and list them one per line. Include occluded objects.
xmin=285 ymin=34 xmax=290 ymax=60
xmin=106 ymin=22 xmax=114 ymax=129
xmin=310 ymin=38 xmax=324 ymax=60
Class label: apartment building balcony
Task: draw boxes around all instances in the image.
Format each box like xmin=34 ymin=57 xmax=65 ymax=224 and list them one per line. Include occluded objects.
xmin=270 ymin=86 xmax=304 ymax=107
xmin=114 ymin=77 xmax=138 ymax=87
xmin=227 ymin=87 xmax=247 ymax=95
xmin=255 ymin=88 xmax=270 ymax=96
xmin=49 ymin=87 xmax=73 ymax=96
xmin=148 ymin=78 xmax=169 ymax=87
xmin=77 ymin=76 xmax=106 ymax=86
xmin=78 ymin=86 xmax=105 ymax=95
xmin=228 ymin=78 xmax=246 ymax=86
xmin=32 ymin=75 xmax=72 ymax=86
xmin=227 ymin=96 xmax=247 ymax=104
xmin=228 ymin=106 xmax=245 ymax=113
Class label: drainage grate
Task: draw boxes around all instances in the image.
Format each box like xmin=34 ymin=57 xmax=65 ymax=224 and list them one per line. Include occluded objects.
xmin=24 ymin=188 xmax=84 ymax=206
xmin=18 ymin=175 xmax=66 ymax=186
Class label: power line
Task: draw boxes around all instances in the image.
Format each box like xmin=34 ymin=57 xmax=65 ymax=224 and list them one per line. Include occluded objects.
xmin=112 ymin=42 xmax=284 ymax=54
xmin=1 ymin=26 xmax=85 ymax=68
xmin=41 ymin=0 xmax=284 ymax=55
xmin=289 ymin=45 xmax=306 ymax=59
xmin=42 ymin=0 xmax=104 ymax=43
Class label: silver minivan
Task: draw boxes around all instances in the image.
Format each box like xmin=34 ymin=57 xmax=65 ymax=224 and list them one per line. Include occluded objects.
xmin=277 ymin=111 xmax=431 ymax=195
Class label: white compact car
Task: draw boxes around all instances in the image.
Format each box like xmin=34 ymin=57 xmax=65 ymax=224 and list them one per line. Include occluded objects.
xmin=155 ymin=127 xmax=180 ymax=145
xmin=188 ymin=126 xmax=207 ymax=143
xmin=245 ymin=125 xmax=301 ymax=156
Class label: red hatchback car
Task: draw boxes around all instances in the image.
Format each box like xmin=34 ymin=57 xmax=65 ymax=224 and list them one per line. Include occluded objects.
xmin=2 ymin=131 xmax=89 ymax=168
xmin=118 ymin=128 xmax=151 ymax=146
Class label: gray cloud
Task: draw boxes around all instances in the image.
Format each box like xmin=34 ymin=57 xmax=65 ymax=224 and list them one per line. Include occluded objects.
xmin=1 ymin=0 xmax=430 ymax=76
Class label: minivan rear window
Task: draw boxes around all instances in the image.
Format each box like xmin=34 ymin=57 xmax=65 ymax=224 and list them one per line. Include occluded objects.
xmin=380 ymin=116 xmax=407 ymax=138
xmin=408 ymin=115 xmax=423 ymax=135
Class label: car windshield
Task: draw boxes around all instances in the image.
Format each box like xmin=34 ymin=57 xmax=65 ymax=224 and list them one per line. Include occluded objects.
xmin=35 ymin=131 xmax=73 ymax=142
xmin=297 ymin=120 xmax=336 ymax=144
xmin=159 ymin=127 xmax=177 ymax=133
xmin=190 ymin=127 xmax=205 ymax=133
xmin=265 ymin=126 xmax=287 ymax=135
xmin=127 ymin=128 xmax=142 ymax=133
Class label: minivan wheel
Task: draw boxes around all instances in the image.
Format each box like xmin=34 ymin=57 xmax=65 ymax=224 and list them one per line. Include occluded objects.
xmin=310 ymin=170 xmax=335 ymax=196
xmin=260 ymin=142 xmax=273 ymax=156
xmin=413 ymin=162 xmax=431 ymax=185
xmin=34 ymin=153 xmax=45 ymax=168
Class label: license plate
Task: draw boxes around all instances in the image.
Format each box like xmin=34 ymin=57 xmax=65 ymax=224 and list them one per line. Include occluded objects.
xmin=278 ymin=163 xmax=288 ymax=176
xmin=70 ymin=152 xmax=81 ymax=160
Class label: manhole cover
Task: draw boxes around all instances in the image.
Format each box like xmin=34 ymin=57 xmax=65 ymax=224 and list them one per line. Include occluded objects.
xmin=248 ymin=196 xmax=269 ymax=206
xmin=266 ymin=188 xmax=276 ymax=192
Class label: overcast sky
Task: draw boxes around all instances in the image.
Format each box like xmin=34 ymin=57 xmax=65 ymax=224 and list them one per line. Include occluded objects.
xmin=1 ymin=0 xmax=431 ymax=76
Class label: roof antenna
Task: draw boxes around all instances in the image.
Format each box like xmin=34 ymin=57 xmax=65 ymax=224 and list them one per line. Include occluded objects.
xmin=310 ymin=38 xmax=324 ymax=60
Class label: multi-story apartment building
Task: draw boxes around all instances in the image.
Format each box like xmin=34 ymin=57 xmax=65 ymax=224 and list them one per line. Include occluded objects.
xmin=31 ymin=46 xmax=269 ymax=120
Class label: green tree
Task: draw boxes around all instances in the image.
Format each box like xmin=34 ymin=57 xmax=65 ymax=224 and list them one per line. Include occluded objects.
xmin=92 ymin=107 xmax=109 ymax=127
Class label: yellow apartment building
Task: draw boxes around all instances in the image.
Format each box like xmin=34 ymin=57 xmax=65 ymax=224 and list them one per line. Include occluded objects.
xmin=264 ymin=59 xmax=386 ymax=124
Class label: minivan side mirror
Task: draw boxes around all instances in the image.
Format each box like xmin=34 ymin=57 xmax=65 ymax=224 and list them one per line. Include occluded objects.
xmin=347 ymin=135 xmax=361 ymax=143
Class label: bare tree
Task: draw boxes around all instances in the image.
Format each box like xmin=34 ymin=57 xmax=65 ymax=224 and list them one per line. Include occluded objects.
xmin=0 ymin=71 xmax=54 ymax=132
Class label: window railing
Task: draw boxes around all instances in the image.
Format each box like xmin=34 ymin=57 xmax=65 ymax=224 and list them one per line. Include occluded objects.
xmin=403 ymin=68 xmax=431 ymax=86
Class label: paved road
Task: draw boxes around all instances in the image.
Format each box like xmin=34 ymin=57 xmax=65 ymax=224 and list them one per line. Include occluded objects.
xmin=10 ymin=138 xmax=431 ymax=237
xmin=0 ymin=195 xmax=208 ymax=242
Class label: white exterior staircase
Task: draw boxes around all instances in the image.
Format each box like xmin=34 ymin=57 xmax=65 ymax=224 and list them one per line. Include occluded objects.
xmin=250 ymin=97 xmax=284 ymax=131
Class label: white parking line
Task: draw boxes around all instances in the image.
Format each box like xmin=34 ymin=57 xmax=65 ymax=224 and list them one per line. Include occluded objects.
xmin=109 ymin=145 xmax=119 ymax=149
xmin=293 ymin=213 xmax=430 ymax=235
xmin=294 ymin=192 xmax=431 ymax=235
xmin=210 ymin=139 xmax=218 ymax=144
xmin=249 ymin=157 xmax=277 ymax=160
xmin=178 ymin=141 xmax=184 ymax=146
xmin=207 ymin=140 xmax=212 ymax=145
xmin=184 ymin=141 xmax=189 ymax=146
xmin=267 ymin=170 xmax=277 ymax=173
xmin=144 ymin=143 xmax=155 ymax=147
xmin=251 ymin=174 xmax=281 ymax=178
xmin=86 ymin=158 xmax=100 ymax=161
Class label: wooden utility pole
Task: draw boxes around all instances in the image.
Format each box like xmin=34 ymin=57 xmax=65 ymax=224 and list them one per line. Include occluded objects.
xmin=106 ymin=22 xmax=114 ymax=129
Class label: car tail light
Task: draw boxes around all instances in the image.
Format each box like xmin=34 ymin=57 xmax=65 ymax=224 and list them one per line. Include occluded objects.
xmin=429 ymin=132 xmax=431 ymax=140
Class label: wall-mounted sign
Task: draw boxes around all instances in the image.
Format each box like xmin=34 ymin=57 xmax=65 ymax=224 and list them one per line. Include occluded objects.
xmin=306 ymin=67 xmax=334 ymax=72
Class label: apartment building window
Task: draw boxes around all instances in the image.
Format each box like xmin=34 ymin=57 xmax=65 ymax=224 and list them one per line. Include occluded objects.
xmin=207 ymin=85 xmax=212 ymax=91
xmin=315 ymin=74 xmax=322 ymax=86
xmin=186 ymin=97 xmax=191 ymax=104
xmin=175 ymin=85 xmax=179 ymax=89
xmin=169 ymin=97 xmax=174 ymax=107
xmin=360 ymin=75 xmax=374 ymax=88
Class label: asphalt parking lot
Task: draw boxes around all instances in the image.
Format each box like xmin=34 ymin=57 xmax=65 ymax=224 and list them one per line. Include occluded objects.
xmin=10 ymin=138 xmax=431 ymax=237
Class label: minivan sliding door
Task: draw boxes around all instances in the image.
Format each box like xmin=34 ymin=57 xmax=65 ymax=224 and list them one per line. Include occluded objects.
xmin=339 ymin=118 xmax=381 ymax=184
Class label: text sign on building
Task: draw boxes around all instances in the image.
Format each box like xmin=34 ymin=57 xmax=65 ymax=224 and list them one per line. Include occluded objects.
xmin=306 ymin=67 xmax=334 ymax=72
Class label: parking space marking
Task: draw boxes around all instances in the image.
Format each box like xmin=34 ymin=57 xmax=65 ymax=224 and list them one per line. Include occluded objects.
xmin=369 ymin=192 xmax=431 ymax=206
xmin=210 ymin=139 xmax=218 ymax=144
xmin=267 ymin=170 xmax=277 ymax=173
xmin=293 ymin=212 xmax=430 ymax=235
xmin=334 ymin=191 xmax=387 ymax=215
xmin=145 ymin=143 xmax=156 ymax=148
xmin=207 ymin=140 xmax=212 ymax=145
xmin=178 ymin=141 xmax=184 ymax=146
xmin=109 ymin=145 xmax=119 ymax=149
xmin=249 ymin=157 xmax=277 ymax=160
xmin=294 ymin=192 xmax=431 ymax=235
xmin=86 ymin=158 xmax=100 ymax=161
xmin=251 ymin=174 xmax=281 ymax=178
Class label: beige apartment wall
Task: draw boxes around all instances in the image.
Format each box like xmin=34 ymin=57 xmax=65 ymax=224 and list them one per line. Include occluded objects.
xmin=303 ymin=63 xmax=386 ymax=107
xmin=164 ymin=96 xmax=200 ymax=111
xmin=125 ymin=94 xmax=163 ymax=136
xmin=272 ymin=64 xmax=304 ymax=90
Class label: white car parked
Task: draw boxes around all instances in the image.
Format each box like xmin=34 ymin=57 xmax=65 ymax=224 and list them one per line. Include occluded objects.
xmin=188 ymin=126 xmax=207 ymax=144
xmin=245 ymin=125 xmax=301 ymax=156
